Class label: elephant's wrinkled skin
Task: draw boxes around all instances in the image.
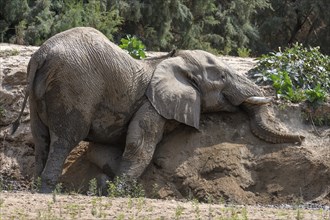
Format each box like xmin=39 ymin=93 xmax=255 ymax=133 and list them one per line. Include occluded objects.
xmin=14 ymin=27 xmax=304 ymax=192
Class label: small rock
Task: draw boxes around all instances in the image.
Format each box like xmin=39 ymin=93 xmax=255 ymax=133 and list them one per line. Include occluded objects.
xmin=2 ymin=68 xmax=27 ymax=86
xmin=0 ymin=88 xmax=15 ymax=105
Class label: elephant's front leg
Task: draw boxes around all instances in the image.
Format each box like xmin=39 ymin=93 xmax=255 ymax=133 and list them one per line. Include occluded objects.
xmin=117 ymin=101 xmax=166 ymax=178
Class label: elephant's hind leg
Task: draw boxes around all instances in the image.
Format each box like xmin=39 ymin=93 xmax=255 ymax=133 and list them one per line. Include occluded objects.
xmin=40 ymin=93 xmax=92 ymax=192
xmin=30 ymin=101 xmax=50 ymax=178
xmin=118 ymin=101 xmax=166 ymax=178
xmin=41 ymin=124 xmax=90 ymax=192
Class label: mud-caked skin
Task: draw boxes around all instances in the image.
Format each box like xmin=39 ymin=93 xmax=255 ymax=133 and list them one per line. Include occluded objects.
xmin=15 ymin=27 xmax=304 ymax=192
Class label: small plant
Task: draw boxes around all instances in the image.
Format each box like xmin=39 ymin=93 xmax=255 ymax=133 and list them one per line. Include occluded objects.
xmin=37 ymin=201 xmax=58 ymax=220
xmin=119 ymin=35 xmax=146 ymax=59
xmin=205 ymin=193 xmax=215 ymax=204
xmin=151 ymin=183 xmax=160 ymax=199
xmin=11 ymin=209 xmax=28 ymax=220
xmin=127 ymin=196 xmax=133 ymax=209
xmin=242 ymin=207 xmax=248 ymax=220
xmin=0 ymin=177 xmax=3 ymax=192
xmin=0 ymin=49 xmax=19 ymax=57
xmin=250 ymin=43 xmax=329 ymax=104
xmin=305 ymin=84 xmax=327 ymax=105
xmin=116 ymin=213 xmax=125 ymax=220
xmin=218 ymin=195 xmax=225 ymax=204
xmin=91 ymin=197 xmax=105 ymax=218
xmin=192 ymin=199 xmax=201 ymax=220
xmin=175 ymin=204 xmax=185 ymax=220
xmin=136 ymin=197 xmax=146 ymax=213
xmin=87 ymin=178 xmax=98 ymax=196
xmin=65 ymin=203 xmax=81 ymax=219
xmin=106 ymin=175 xmax=145 ymax=198
xmin=230 ymin=207 xmax=240 ymax=220
xmin=237 ymin=47 xmax=251 ymax=57
xmin=52 ymin=183 xmax=63 ymax=203
xmin=54 ymin=182 xmax=63 ymax=194
xmin=30 ymin=177 xmax=42 ymax=193
xmin=0 ymin=106 xmax=4 ymax=118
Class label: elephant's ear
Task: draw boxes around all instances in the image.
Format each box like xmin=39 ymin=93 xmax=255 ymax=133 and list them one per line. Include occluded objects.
xmin=146 ymin=57 xmax=201 ymax=129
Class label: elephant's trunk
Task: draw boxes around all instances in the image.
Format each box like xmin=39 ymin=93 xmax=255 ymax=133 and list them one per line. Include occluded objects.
xmin=241 ymin=102 xmax=305 ymax=144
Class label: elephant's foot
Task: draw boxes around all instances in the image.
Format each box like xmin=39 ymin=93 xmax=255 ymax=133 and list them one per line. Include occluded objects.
xmin=116 ymin=158 xmax=138 ymax=178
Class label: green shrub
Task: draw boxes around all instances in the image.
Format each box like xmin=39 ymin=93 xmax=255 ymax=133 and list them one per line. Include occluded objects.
xmin=250 ymin=43 xmax=330 ymax=104
xmin=119 ymin=35 xmax=146 ymax=59
xmin=305 ymin=85 xmax=327 ymax=105
xmin=87 ymin=178 xmax=98 ymax=196
xmin=237 ymin=47 xmax=251 ymax=57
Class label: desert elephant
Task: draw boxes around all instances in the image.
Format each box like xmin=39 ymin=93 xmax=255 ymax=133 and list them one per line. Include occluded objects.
xmin=13 ymin=27 xmax=304 ymax=192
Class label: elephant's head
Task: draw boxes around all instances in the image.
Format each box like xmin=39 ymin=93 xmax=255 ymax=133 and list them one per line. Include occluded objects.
xmin=146 ymin=50 xmax=304 ymax=144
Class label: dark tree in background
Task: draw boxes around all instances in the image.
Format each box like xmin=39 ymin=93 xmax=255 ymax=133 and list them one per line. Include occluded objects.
xmin=254 ymin=0 xmax=330 ymax=54
xmin=0 ymin=0 xmax=329 ymax=55
xmin=97 ymin=0 xmax=271 ymax=54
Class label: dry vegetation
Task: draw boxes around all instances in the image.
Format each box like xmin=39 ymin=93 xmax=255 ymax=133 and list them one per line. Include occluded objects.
xmin=1 ymin=191 xmax=329 ymax=220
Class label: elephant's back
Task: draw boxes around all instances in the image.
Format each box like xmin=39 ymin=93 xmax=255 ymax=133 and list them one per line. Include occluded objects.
xmin=33 ymin=27 xmax=150 ymax=113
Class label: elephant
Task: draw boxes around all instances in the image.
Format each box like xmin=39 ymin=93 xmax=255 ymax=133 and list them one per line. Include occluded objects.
xmin=13 ymin=27 xmax=304 ymax=192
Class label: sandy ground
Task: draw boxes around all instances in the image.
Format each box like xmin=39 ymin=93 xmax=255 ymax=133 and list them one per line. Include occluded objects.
xmin=1 ymin=191 xmax=330 ymax=220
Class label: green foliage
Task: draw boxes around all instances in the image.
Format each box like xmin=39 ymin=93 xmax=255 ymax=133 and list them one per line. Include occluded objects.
xmin=0 ymin=105 xmax=5 ymax=119
xmin=30 ymin=177 xmax=42 ymax=193
xmin=53 ymin=182 xmax=63 ymax=194
xmin=237 ymin=48 xmax=251 ymax=58
xmin=51 ymin=0 xmax=122 ymax=42
xmin=175 ymin=205 xmax=185 ymax=219
xmin=0 ymin=0 xmax=272 ymax=55
xmin=119 ymin=35 xmax=146 ymax=59
xmin=1 ymin=0 xmax=329 ymax=56
xmin=251 ymin=43 xmax=330 ymax=103
xmin=305 ymin=85 xmax=327 ymax=104
xmin=52 ymin=182 xmax=63 ymax=202
xmin=0 ymin=0 xmax=122 ymax=45
xmin=0 ymin=49 xmax=20 ymax=57
xmin=87 ymin=178 xmax=98 ymax=196
xmin=106 ymin=175 xmax=145 ymax=198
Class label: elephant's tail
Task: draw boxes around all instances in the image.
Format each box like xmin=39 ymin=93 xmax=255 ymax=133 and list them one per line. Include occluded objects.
xmin=11 ymin=57 xmax=39 ymax=134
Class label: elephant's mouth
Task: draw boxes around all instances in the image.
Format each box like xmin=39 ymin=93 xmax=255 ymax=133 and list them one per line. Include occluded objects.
xmin=241 ymin=96 xmax=305 ymax=144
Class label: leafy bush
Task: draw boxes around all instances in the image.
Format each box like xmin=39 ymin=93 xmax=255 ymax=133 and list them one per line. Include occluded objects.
xmin=237 ymin=47 xmax=251 ymax=57
xmin=250 ymin=43 xmax=329 ymax=103
xmin=87 ymin=178 xmax=98 ymax=196
xmin=119 ymin=35 xmax=146 ymax=59
xmin=305 ymin=85 xmax=327 ymax=104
